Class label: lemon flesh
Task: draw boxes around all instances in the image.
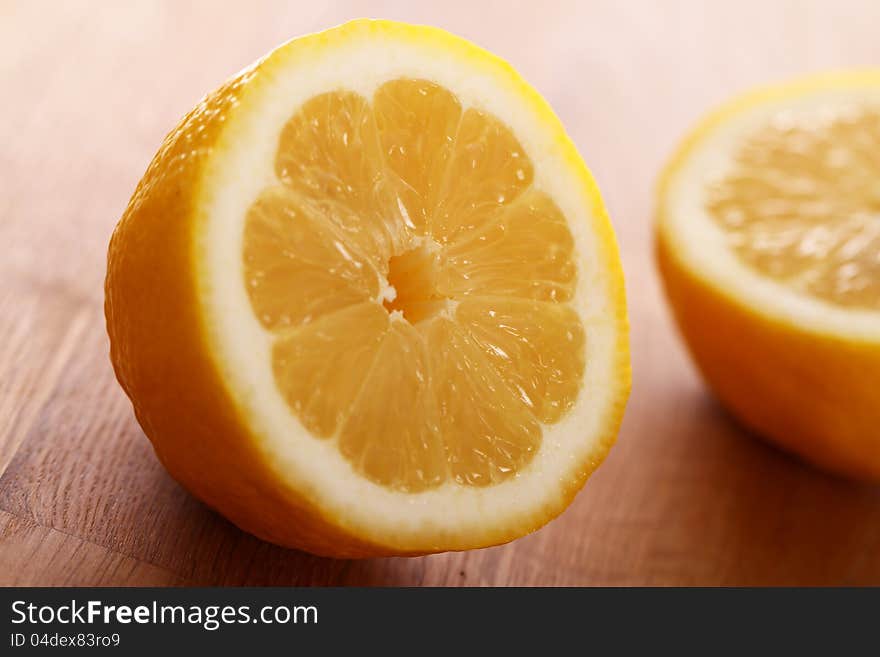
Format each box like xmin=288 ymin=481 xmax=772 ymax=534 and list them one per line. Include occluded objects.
xmin=707 ymin=105 xmax=880 ymax=310
xmin=244 ymin=81 xmax=584 ymax=493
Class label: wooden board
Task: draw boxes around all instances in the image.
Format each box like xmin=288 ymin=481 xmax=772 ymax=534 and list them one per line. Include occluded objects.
xmin=2 ymin=0 xmax=880 ymax=586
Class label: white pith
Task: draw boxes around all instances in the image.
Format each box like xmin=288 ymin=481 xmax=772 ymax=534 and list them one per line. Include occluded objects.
xmin=662 ymin=82 xmax=880 ymax=343
xmin=196 ymin=26 xmax=624 ymax=547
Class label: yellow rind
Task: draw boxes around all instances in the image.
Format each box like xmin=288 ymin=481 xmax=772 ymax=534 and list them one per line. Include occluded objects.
xmin=106 ymin=19 xmax=630 ymax=556
xmin=656 ymin=70 xmax=880 ymax=481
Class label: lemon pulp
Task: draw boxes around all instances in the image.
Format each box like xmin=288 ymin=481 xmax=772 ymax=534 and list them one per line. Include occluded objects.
xmin=707 ymin=105 xmax=880 ymax=310
xmin=242 ymin=78 xmax=585 ymax=493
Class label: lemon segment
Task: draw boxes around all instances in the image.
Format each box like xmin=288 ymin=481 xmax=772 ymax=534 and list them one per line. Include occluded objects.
xmin=373 ymin=79 xmax=462 ymax=233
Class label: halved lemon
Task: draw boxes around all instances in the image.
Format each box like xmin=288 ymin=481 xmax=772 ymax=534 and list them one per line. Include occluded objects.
xmin=657 ymin=71 xmax=880 ymax=480
xmin=105 ymin=19 xmax=630 ymax=556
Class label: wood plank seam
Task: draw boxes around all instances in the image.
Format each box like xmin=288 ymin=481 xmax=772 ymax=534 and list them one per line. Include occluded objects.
xmin=0 ymin=505 xmax=191 ymax=586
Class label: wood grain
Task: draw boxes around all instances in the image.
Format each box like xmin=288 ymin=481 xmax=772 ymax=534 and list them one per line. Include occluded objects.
xmin=2 ymin=0 xmax=880 ymax=586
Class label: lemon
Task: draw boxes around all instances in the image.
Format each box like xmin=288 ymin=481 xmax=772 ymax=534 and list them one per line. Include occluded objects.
xmin=106 ymin=19 xmax=630 ymax=556
xmin=657 ymin=71 xmax=880 ymax=480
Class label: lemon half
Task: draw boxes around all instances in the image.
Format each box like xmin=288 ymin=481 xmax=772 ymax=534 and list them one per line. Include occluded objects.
xmin=106 ymin=19 xmax=630 ymax=556
xmin=657 ymin=71 xmax=880 ymax=480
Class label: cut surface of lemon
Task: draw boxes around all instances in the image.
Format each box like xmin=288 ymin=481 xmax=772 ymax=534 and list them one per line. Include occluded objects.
xmin=657 ymin=71 xmax=880 ymax=480
xmin=105 ymin=20 xmax=629 ymax=556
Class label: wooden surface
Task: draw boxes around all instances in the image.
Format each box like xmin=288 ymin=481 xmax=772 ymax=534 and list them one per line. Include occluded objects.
xmin=3 ymin=0 xmax=880 ymax=586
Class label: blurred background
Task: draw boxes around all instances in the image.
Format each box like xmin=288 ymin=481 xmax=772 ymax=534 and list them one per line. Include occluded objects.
xmin=1 ymin=0 xmax=879 ymax=585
